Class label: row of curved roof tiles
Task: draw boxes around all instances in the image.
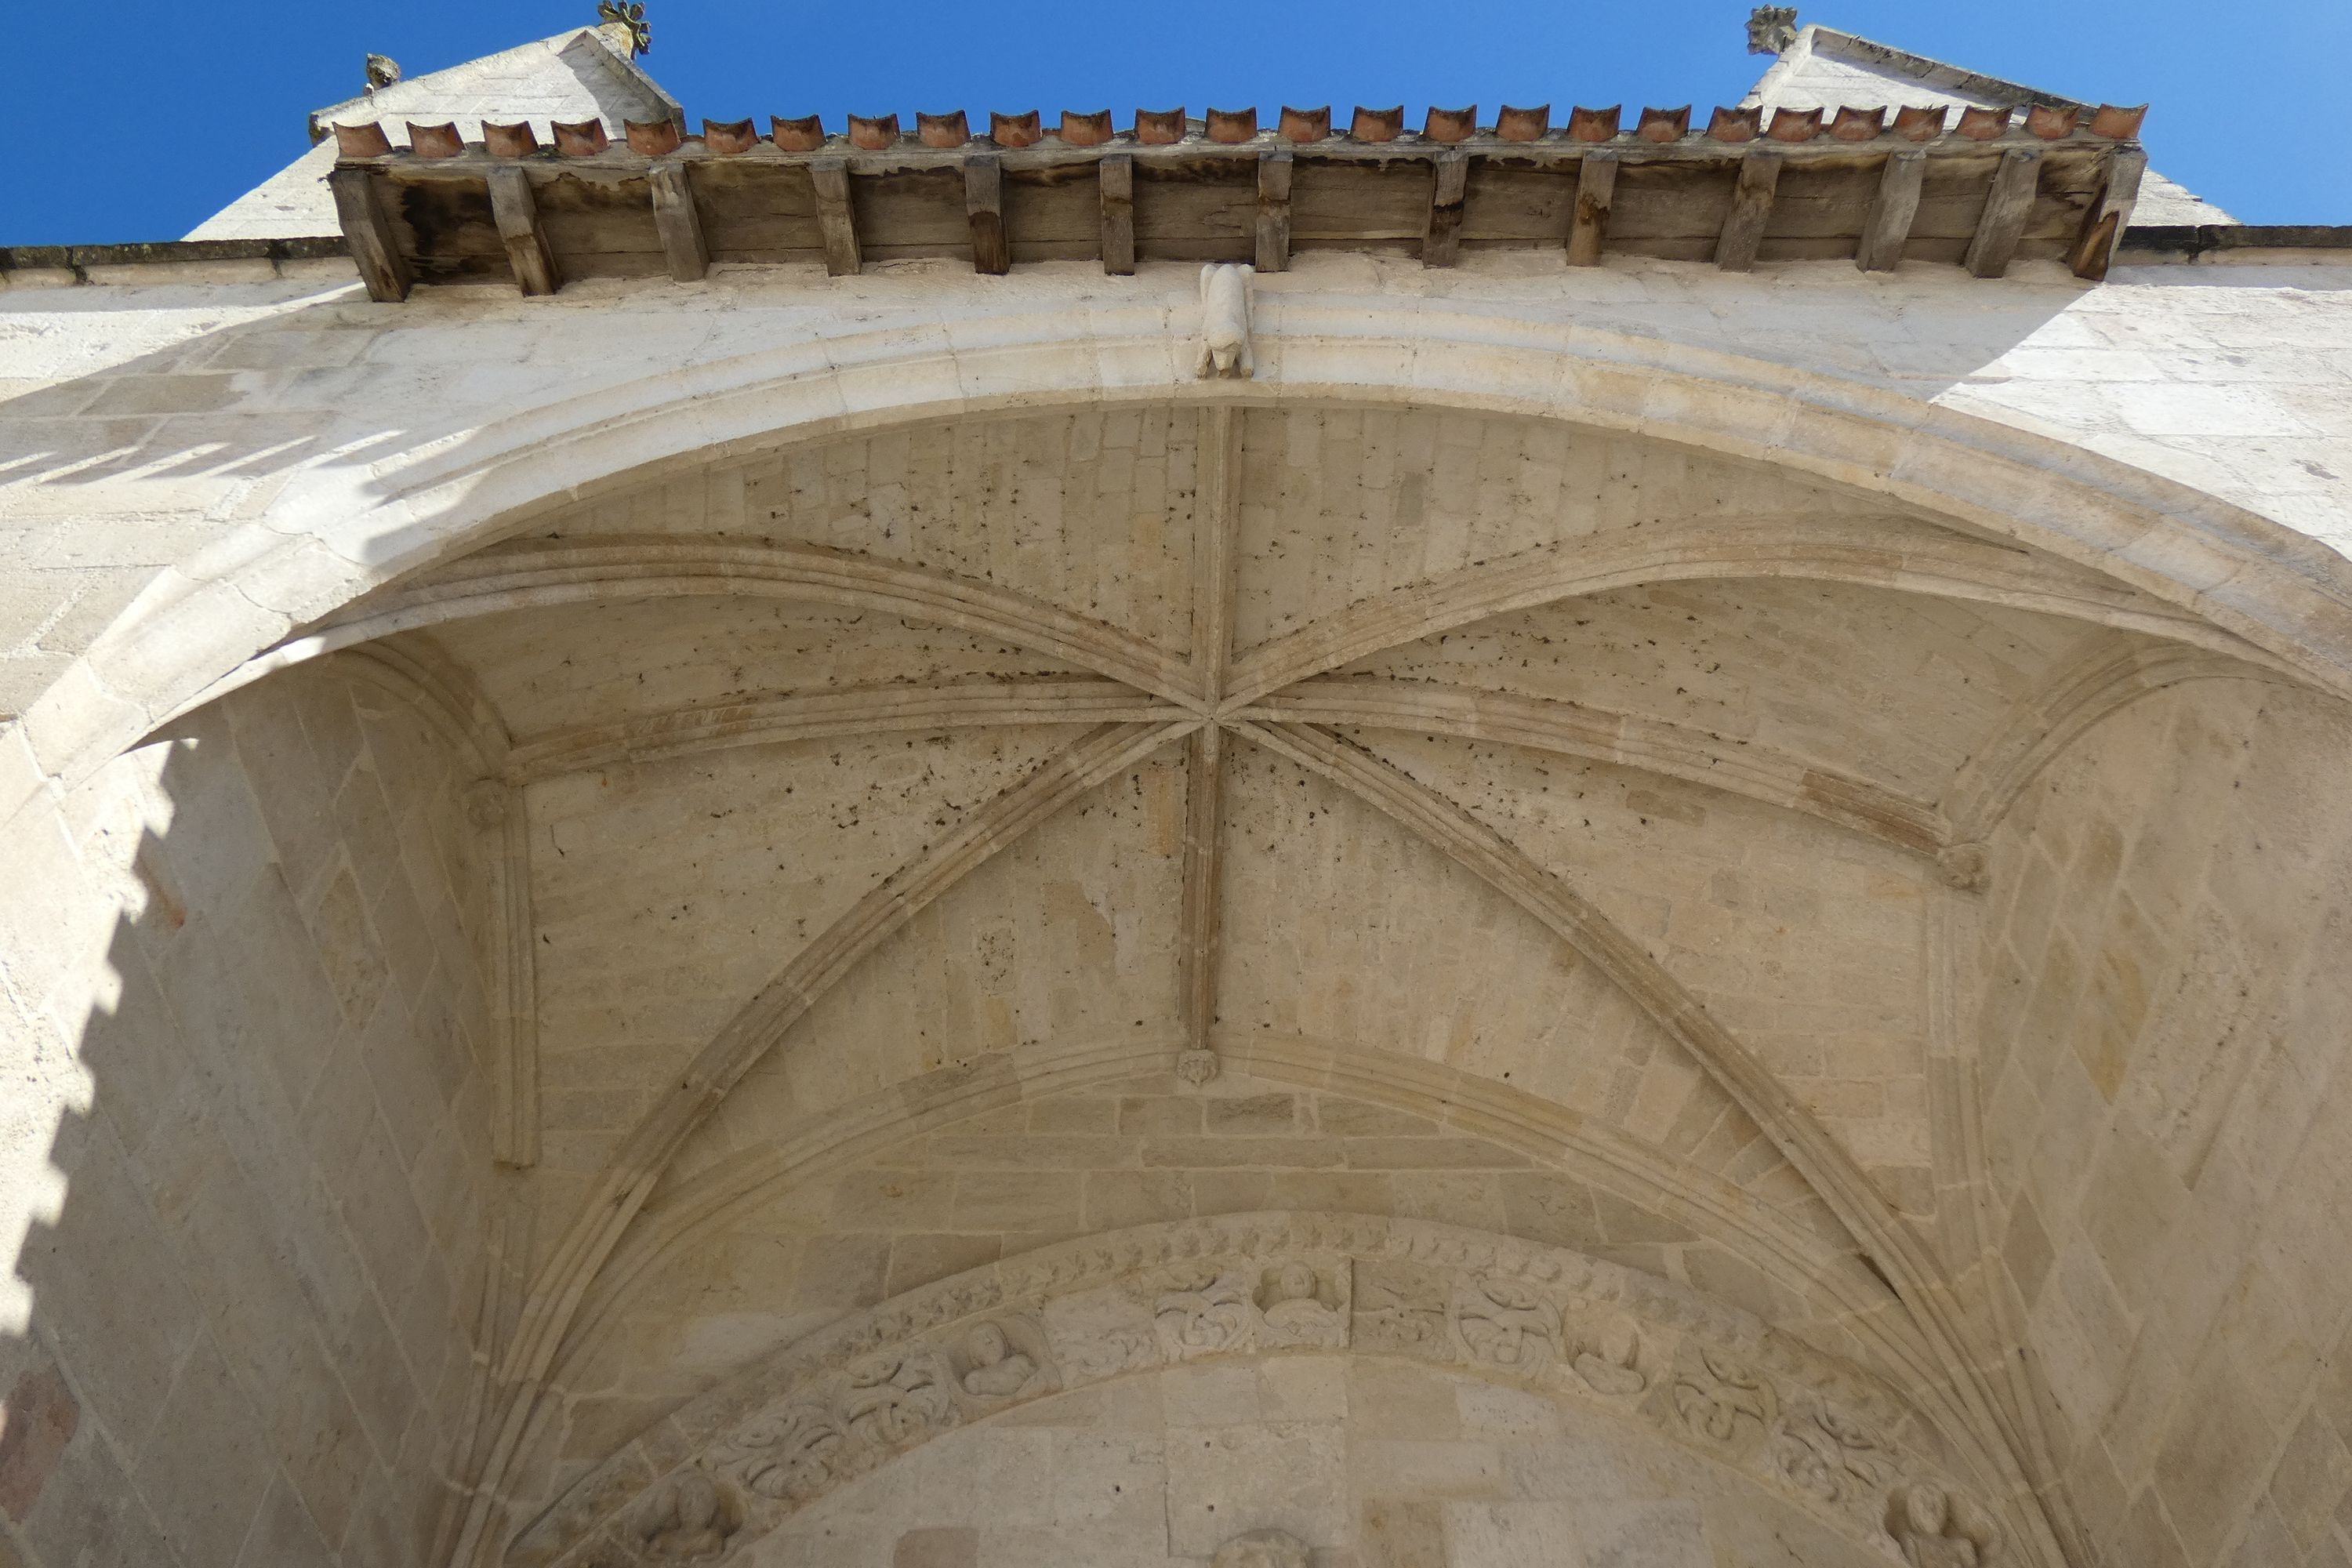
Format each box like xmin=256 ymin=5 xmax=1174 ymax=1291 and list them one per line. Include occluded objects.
xmin=335 ymin=100 xmax=2149 ymax=160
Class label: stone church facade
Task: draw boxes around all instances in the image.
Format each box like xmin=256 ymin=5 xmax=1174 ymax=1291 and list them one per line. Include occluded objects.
xmin=1 ymin=12 xmax=2348 ymax=1568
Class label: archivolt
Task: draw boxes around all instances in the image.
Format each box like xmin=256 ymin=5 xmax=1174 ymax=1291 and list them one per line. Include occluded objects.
xmin=512 ymin=1213 xmax=2009 ymax=1568
xmin=20 ymin=300 xmax=2352 ymax=824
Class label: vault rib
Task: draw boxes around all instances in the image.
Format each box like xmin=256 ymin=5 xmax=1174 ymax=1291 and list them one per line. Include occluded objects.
xmin=1221 ymin=515 xmax=2273 ymax=709
xmin=1240 ymin=675 xmax=1951 ymax=862
xmin=1943 ymin=633 xmax=2292 ymax=844
xmin=1232 ymin=718 xmax=2068 ymax=1567
xmin=1179 ymin=407 xmax=1245 ymax=1068
xmin=446 ymin=717 xmax=1199 ymax=1567
xmin=336 ymin=637 xmax=542 ymax=1169
xmin=503 ymin=678 xmax=1187 ymax=782
xmin=209 ymin=535 xmax=1203 ymax=717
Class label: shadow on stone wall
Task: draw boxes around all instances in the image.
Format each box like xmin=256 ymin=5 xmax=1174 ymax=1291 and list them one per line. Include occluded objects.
xmin=0 ymin=659 xmax=504 ymax=1567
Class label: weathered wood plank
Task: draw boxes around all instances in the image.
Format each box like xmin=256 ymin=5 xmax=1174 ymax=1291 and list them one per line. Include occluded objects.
xmin=2069 ymin=146 xmax=2145 ymax=281
xmin=648 ymin=162 xmax=708 ymax=281
xmin=1965 ymin=146 xmax=2042 ymax=278
xmin=964 ymin=154 xmax=1009 ymax=275
xmin=810 ymin=157 xmax=861 ymax=276
xmin=487 ymin=166 xmax=561 ymax=296
xmin=1423 ymin=151 xmax=1468 ymax=268
xmin=1255 ymin=151 xmax=1293 ymax=273
xmin=1566 ymin=151 xmax=1618 ymax=267
xmin=1715 ymin=147 xmax=1783 ymax=272
xmin=1857 ymin=148 xmax=1925 ymax=272
xmin=1100 ymin=154 xmax=1135 ymax=275
xmin=328 ymin=168 xmax=410 ymax=302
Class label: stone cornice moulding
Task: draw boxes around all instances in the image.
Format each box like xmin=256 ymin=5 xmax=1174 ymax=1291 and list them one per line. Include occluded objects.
xmin=14 ymin=292 xmax=2352 ymax=827
xmin=506 ymin=1212 xmax=2013 ymax=1568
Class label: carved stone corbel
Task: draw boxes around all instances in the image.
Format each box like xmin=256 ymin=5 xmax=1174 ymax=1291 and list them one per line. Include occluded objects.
xmin=1196 ymin=263 xmax=1255 ymax=379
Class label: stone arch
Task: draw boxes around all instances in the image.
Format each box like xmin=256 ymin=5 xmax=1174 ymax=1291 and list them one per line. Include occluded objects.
xmin=15 ymin=303 xmax=2352 ymax=830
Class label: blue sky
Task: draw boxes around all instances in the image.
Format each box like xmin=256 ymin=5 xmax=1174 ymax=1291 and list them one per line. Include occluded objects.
xmin=9 ymin=0 xmax=2343 ymax=243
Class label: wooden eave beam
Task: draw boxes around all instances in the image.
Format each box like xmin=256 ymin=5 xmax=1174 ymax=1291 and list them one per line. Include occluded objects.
xmin=327 ymin=166 xmax=410 ymax=302
xmin=1715 ymin=147 xmax=1783 ymax=272
xmin=964 ymin=153 xmax=1009 ymax=275
xmin=1099 ymin=154 xmax=1135 ymax=275
xmin=1423 ymin=149 xmax=1468 ymax=268
xmin=810 ymin=156 xmax=861 ymax=277
xmin=1566 ymin=150 xmax=1617 ymax=267
xmin=648 ymin=161 xmax=708 ymax=282
xmin=1255 ymin=150 xmax=1294 ymax=274
xmin=2070 ymin=145 xmax=2146 ymax=281
xmin=1965 ymin=145 xmax=2042 ymax=278
xmin=1857 ymin=147 xmax=1925 ymax=272
xmin=487 ymin=165 xmax=560 ymax=296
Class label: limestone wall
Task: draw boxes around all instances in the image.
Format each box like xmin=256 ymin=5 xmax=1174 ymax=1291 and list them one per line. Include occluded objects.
xmin=0 ymin=662 xmax=500 ymax=1566
xmin=1977 ymin=677 xmax=2352 ymax=1566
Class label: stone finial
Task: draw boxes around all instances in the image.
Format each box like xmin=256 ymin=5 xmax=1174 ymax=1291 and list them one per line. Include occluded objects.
xmin=363 ymin=53 xmax=401 ymax=90
xmin=1195 ymin=263 xmax=1255 ymax=379
xmin=597 ymin=0 xmax=652 ymax=56
xmin=1747 ymin=5 xmax=1798 ymax=53
xmin=1212 ymin=1530 xmax=1309 ymax=1568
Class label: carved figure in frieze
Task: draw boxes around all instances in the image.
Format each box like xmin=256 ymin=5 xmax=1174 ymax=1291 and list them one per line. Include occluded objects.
xmin=635 ymin=1469 xmax=735 ymax=1563
xmin=1670 ymin=1345 xmax=1776 ymax=1454
xmin=1569 ymin=1316 xmax=1647 ymax=1396
xmin=720 ymin=1404 xmax=843 ymax=1504
xmin=1886 ymin=1485 xmax=1999 ymax=1567
xmin=1255 ymin=1260 xmax=1348 ymax=1350
xmin=955 ymin=1319 xmax=1052 ymax=1401
xmin=840 ymin=1350 xmax=956 ymax=1447
xmin=1211 ymin=1528 xmax=1310 ymax=1568
xmin=1195 ymin=264 xmax=1255 ymax=379
xmin=1450 ymin=1276 xmax=1559 ymax=1376
xmin=1155 ymin=1265 xmax=1257 ymax=1359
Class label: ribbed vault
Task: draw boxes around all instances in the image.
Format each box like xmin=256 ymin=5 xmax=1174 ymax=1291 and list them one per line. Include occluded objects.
xmin=215 ymin=397 xmax=2309 ymax=1568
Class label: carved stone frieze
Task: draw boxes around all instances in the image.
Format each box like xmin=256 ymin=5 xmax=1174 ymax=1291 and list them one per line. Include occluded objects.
xmin=1568 ymin=1314 xmax=1649 ymax=1398
xmin=1886 ymin=1484 xmax=2002 ymax=1566
xmin=512 ymin=1214 xmax=2004 ymax=1568
xmin=1255 ymin=1258 xmax=1350 ymax=1350
xmin=1668 ymin=1343 xmax=1779 ymax=1460
xmin=1450 ymin=1276 xmax=1561 ymax=1377
xmin=1154 ymin=1265 xmax=1259 ymax=1360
